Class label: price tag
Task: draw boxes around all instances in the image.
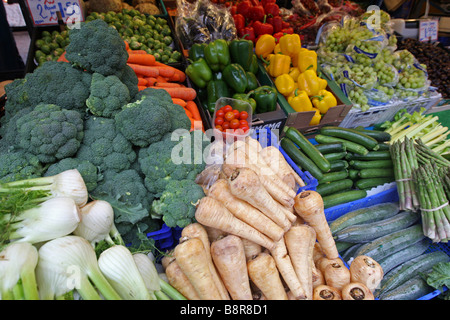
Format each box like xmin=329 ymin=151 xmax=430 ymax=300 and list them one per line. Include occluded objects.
xmin=25 ymin=0 xmax=84 ymax=27
xmin=419 ymin=19 xmax=439 ymax=42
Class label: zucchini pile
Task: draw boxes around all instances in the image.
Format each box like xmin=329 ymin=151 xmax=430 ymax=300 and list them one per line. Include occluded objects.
xmin=330 ymin=202 xmax=450 ymax=300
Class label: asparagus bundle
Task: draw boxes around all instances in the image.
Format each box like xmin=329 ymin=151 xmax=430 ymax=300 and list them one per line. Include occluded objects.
xmin=414 ymin=139 xmax=450 ymax=167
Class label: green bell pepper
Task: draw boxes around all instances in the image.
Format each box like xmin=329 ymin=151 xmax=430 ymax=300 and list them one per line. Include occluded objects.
xmin=222 ymin=63 xmax=248 ymax=94
xmin=248 ymin=54 xmax=259 ymax=75
xmin=188 ymin=43 xmax=207 ymax=62
xmin=246 ymin=71 xmax=259 ymax=91
xmin=206 ymin=79 xmax=230 ymax=113
xmin=232 ymin=93 xmax=257 ymax=114
xmin=229 ymin=38 xmax=254 ymax=71
xmin=204 ymin=39 xmax=231 ymax=72
xmin=251 ymin=85 xmax=278 ymax=113
xmin=185 ymin=58 xmax=213 ymax=89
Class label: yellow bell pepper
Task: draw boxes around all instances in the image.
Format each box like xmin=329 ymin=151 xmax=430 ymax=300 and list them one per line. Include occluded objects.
xmin=279 ymin=34 xmax=301 ymax=57
xmin=275 ymin=74 xmax=295 ymax=97
xmin=287 ymin=89 xmax=313 ymax=112
xmin=297 ymin=48 xmax=318 ymax=73
xmin=297 ymin=69 xmax=324 ymax=96
xmin=311 ymin=89 xmax=338 ymax=114
xmin=266 ymin=53 xmax=291 ymax=78
xmin=274 ymin=43 xmax=282 ymax=54
xmin=319 ymin=77 xmax=328 ymax=91
xmin=309 ymin=108 xmax=321 ymax=125
xmin=288 ymin=67 xmax=301 ymax=80
xmin=255 ymin=34 xmax=276 ymax=59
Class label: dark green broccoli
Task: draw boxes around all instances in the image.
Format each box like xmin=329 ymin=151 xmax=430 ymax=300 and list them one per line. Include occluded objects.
xmin=44 ymin=157 xmax=102 ymax=192
xmin=132 ymin=87 xmax=172 ymax=103
xmin=138 ymin=130 xmax=209 ymax=197
xmin=114 ymin=65 xmax=139 ymax=101
xmin=65 ymin=19 xmax=129 ymax=76
xmin=86 ymin=73 xmax=130 ymax=118
xmin=0 ymin=106 xmax=33 ymax=151
xmin=0 ymin=150 xmax=44 ymax=183
xmin=76 ymin=116 xmax=136 ymax=173
xmin=151 ymin=179 xmax=205 ymax=228
xmin=114 ymin=96 xmax=171 ymax=147
xmin=14 ymin=103 xmax=84 ymax=164
xmin=2 ymin=62 xmax=92 ymax=122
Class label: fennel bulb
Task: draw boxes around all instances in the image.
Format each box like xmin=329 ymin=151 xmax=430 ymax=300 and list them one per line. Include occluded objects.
xmin=37 ymin=235 xmax=122 ymax=300
xmin=0 ymin=242 xmax=39 ymax=300
xmin=98 ymin=245 xmax=151 ymax=300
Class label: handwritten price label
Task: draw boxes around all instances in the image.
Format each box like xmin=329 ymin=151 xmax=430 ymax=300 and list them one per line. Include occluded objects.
xmin=419 ymin=19 xmax=439 ymax=42
xmin=25 ymin=0 xmax=84 ymax=26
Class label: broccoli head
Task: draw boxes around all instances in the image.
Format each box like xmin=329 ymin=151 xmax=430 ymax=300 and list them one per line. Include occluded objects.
xmin=44 ymin=157 xmax=102 ymax=192
xmin=114 ymin=95 xmax=171 ymax=147
xmin=76 ymin=116 xmax=136 ymax=173
xmin=65 ymin=19 xmax=129 ymax=76
xmin=0 ymin=150 xmax=44 ymax=183
xmin=14 ymin=103 xmax=84 ymax=164
xmin=132 ymin=86 xmax=172 ymax=103
xmin=151 ymin=179 xmax=205 ymax=228
xmin=86 ymin=73 xmax=130 ymax=118
xmin=138 ymin=130 xmax=209 ymax=197
xmin=114 ymin=65 xmax=139 ymax=101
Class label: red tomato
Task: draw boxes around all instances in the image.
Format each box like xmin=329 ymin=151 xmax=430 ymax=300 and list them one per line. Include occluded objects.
xmin=224 ymin=111 xmax=235 ymax=122
xmin=230 ymin=118 xmax=240 ymax=129
xmin=239 ymin=120 xmax=248 ymax=127
xmin=215 ymin=125 xmax=223 ymax=131
xmin=216 ymin=109 xmax=225 ymax=118
xmin=232 ymin=109 xmax=240 ymax=118
xmin=239 ymin=111 xmax=249 ymax=120
xmin=240 ymin=125 xmax=249 ymax=133
xmin=222 ymin=105 xmax=233 ymax=113
xmin=215 ymin=117 xmax=224 ymax=126
xmin=222 ymin=121 xmax=230 ymax=130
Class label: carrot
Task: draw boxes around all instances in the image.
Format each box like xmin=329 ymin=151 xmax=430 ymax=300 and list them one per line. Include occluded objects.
xmin=181 ymin=223 xmax=230 ymax=300
xmin=174 ymin=237 xmax=223 ymax=300
xmin=156 ymin=75 xmax=168 ymax=83
xmin=227 ymin=167 xmax=293 ymax=232
xmin=128 ymin=63 xmax=159 ymax=77
xmin=137 ymin=77 xmax=148 ymax=86
xmin=241 ymin=238 xmax=261 ymax=261
xmin=323 ymin=259 xmax=351 ymax=291
xmin=185 ymin=100 xmax=201 ymax=121
xmin=127 ymin=53 xmax=156 ymax=66
xmin=183 ymin=107 xmax=193 ymax=118
xmin=313 ymin=285 xmax=342 ymax=300
xmin=195 ymin=196 xmax=275 ymax=250
xmin=57 ymin=51 xmax=68 ymax=62
xmin=148 ymin=86 xmax=197 ymax=101
xmin=208 ymin=179 xmax=284 ymax=241
xmin=294 ymin=190 xmax=339 ymax=260
xmin=165 ymin=259 xmax=200 ymax=300
xmin=124 ymin=40 xmax=129 ymax=51
xmin=145 ymin=77 xmax=157 ymax=86
xmin=270 ymin=237 xmax=307 ymax=300
xmin=247 ymin=252 xmax=288 ymax=300
xmin=285 ymin=224 xmax=317 ymax=300
xmin=210 ymin=235 xmax=253 ymax=300
xmin=138 ymin=86 xmax=147 ymax=91
xmin=156 ymin=82 xmax=183 ymax=88
xmin=172 ymin=98 xmax=187 ymax=107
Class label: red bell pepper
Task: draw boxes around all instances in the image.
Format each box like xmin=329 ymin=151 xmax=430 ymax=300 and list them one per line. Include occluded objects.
xmin=264 ymin=3 xmax=279 ymax=17
xmin=249 ymin=0 xmax=259 ymax=5
xmin=273 ymin=31 xmax=284 ymax=43
xmin=247 ymin=4 xmax=265 ymax=22
xmin=281 ymin=27 xmax=294 ymax=34
xmin=236 ymin=0 xmax=252 ymax=18
xmin=233 ymin=13 xmax=246 ymax=36
xmin=253 ymin=15 xmax=274 ymax=36
xmin=281 ymin=21 xmax=290 ymax=29
xmin=261 ymin=0 xmax=276 ymax=8
xmin=266 ymin=15 xmax=283 ymax=33
xmin=242 ymin=26 xmax=256 ymax=42
xmin=230 ymin=5 xmax=237 ymax=15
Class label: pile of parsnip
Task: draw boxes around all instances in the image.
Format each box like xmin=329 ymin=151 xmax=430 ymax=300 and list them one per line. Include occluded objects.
xmin=161 ymin=137 xmax=384 ymax=300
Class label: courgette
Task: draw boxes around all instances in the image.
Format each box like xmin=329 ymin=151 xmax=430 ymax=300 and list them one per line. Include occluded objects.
xmin=320 ymin=126 xmax=380 ymax=150
xmin=315 ymin=142 xmax=346 ymax=154
xmin=345 ymin=150 xmax=392 ymax=161
xmin=354 ymin=177 xmax=395 ymax=190
xmin=349 ymin=159 xmax=393 ymax=170
xmin=348 ymin=169 xmax=360 ymax=180
xmin=378 ymin=275 xmax=434 ymax=300
xmin=315 ymin=134 xmax=369 ymax=156
xmin=341 ymin=243 xmax=364 ymax=265
xmin=280 ymin=137 xmax=324 ymax=180
xmin=323 ymin=152 xmax=347 ymax=162
xmin=354 ymin=126 xmax=392 ymax=142
xmin=375 ymin=251 xmax=449 ymax=297
xmin=329 ymin=202 xmax=400 ymax=235
xmin=377 ymin=239 xmax=431 ymax=274
xmin=358 ymin=168 xmax=394 ymax=179
xmin=376 ymin=143 xmax=390 ymax=151
xmin=322 ymin=189 xmax=367 ymax=209
xmin=283 ymin=126 xmax=331 ymax=173
xmin=333 ymin=211 xmax=420 ymax=243
xmin=329 ymin=160 xmax=348 ymax=172
xmin=318 ymin=170 xmax=349 ymax=184
xmin=354 ymin=224 xmax=425 ymax=262
xmin=335 ymin=241 xmax=354 ymax=253
xmin=316 ymin=179 xmax=353 ymax=197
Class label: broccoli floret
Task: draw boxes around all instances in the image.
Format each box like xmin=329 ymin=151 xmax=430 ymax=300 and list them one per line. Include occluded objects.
xmin=0 ymin=150 xmax=44 ymax=183
xmin=44 ymin=157 xmax=102 ymax=192
xmin=114 ymin=96 xmax=171 ymax=147
xmin=165 ymin=101 xmax=192 ymax=132
xmin=138 ymin=130 xmax=209 ymax=197
xmin=0 ymin=106 xmax=33 ymax=150
xmin=76 ymin=116 xmax=136 ymax=173
xmin=151 ymin=179 xmax=205 ymax=228
xmin=132 ymin=87 xmax=172 ymax=103
xmin=86 ymin=73 xmax=130 ymax=118
xmin=114 ymin=65 xmax=139 ymax=101
xmin=14 ymin=103 xmax=84 ymax=164
xmin=65 ymin=19 xmax=129 ymax=76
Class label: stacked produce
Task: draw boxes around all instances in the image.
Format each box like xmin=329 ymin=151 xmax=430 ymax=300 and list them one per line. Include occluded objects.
xmin=85 ymin=0 xmax=163 ymax=15
xmin=331 ymin=202 xmax=450 ymax=300
xmin=0 ymin=169 xmax=187 ymax=300
xmin=317 ymin=10 xmax=435 ymax=111
xmin=34 ymin=29 xmax=70 ymax=66
xmin=186 ymin=38 xmax=278 ymax=115
xmin=0 ymin=19 xmax=207 ymax=251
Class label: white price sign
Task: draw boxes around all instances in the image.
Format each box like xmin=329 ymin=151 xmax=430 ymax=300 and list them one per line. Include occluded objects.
xmin=419 ymin=19 xmax=439 ymax=42
xmin=25 ymin=0 xmax=84 ymax=26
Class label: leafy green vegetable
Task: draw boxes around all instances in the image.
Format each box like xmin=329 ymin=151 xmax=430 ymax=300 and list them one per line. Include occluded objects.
xmin=426 ymin=261 xmax=450 ymax=299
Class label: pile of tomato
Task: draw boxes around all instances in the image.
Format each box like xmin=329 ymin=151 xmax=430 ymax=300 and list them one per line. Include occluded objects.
xmin=214 ymin=104 xmax=250 ymax=134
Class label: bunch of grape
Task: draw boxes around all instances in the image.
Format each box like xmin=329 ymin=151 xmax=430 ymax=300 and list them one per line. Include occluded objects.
xmin=347 ymin=86 xmax=370 ymax=111
xmin=373 ymin=61 xmax=397 ymax=85
xmin=393 ymin=50 xmax=416 ymax=70
xmin=397 ymin=66 xmax=427 ymax=90
xmin=341 ymin=64 xmax=378 ymax=88
xmin=323 ymin=27 xmax=350 ymax=53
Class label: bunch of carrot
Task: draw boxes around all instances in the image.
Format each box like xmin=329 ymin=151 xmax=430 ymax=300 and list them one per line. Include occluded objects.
xmin=125 ymin=42 xmax=203 ymax=131
xmin=160 ymin=137 xmax=375 ymax=300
